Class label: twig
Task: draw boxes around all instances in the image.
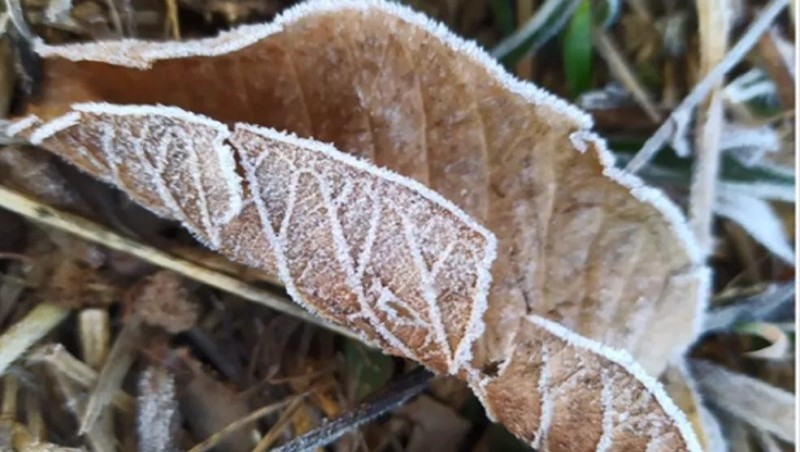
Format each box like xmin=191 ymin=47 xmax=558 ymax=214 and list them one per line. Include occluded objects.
xmin=164 ymin=0 xmax=181 ymax=39
xmin=50 ymin=367 xmax=116 ymax=451
xmin=77 ymin=308 xmax=118 ymax=452
xmin=252 ymin=396 xmax=307 ymax=452
xmin=273 ymin=367 xmax=433 ymax=452
xmin=1 ymin=373 xmax=19 ymax=416
xmin=689 ymin=0 xmax=730 ymax=256
xmin=187 ymin=394 xmax=301 ymax=452
xmin=0 ymin=302 xmax=70 ymax=376
xmin=0 ymin=184 xmax=359 ymax=341
xmin=591 ymin=26 xmax=662 ymax=123
xmin=0 ymin=252 xmax=33 ymax=264
xmin=27 ymin=343 xmax=134 ymax=411
xmin=80 ymin=315 xmax=142 ymax=433
xmin=625 ymin=0 xmax=791 ymax=173
xmin=102 ymin=0 xmax=124 ymax=36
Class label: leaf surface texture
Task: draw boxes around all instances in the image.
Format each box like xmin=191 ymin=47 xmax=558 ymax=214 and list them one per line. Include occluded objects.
xmin=10 ymin=2 xmax=708 ymax=450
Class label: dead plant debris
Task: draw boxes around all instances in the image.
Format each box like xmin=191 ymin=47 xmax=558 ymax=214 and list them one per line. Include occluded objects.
xmin=0 ymin=0 xmax=795 ymax=451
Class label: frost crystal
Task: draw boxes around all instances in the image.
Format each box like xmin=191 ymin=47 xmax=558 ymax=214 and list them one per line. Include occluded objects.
xmin=11 ymin=1 xmax=710 ymax=449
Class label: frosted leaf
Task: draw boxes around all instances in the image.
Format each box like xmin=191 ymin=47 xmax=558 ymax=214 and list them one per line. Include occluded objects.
xmin=137 ymin=367 xmax=179 ymax=452
xmin=690 ymin=359 xmax=795 ymax=443
xmin=719 ymin=180 xmax=795 ymax=203
xmin=474 ymin=316 xmax=701 ymax=451
xmin=231 ymin=123 xmax=496 ymax=373
xmin=10 ymin=1 xmax=708 ymax=449
xmin=715 ymin=189 xmax=795 ymax=264
xmin=13 ymin=104 xmax=496 ymax=375
xmin=26 ymin=104 xmax=243 ymax=247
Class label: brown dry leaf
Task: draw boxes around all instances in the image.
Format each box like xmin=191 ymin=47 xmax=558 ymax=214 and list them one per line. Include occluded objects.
xmin=6 ymin=1 xmax=709 ymax=450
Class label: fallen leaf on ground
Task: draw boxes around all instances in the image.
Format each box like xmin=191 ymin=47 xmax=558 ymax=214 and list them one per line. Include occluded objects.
xmin=7 ymin=1 xmax=709 ymax=450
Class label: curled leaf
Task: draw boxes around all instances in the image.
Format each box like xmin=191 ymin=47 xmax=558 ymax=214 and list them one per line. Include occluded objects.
xmin=736 ymin=322 xmax=791 ymax=360
xmin=474 ymin=316 xmax=698 ymax=450
xmin=16 ymin=103 xmax=497 ymax=375
xmin=7 ymin=1 xmax=708 ymax=450
xmin=715 ymin=188 xmax=796 ymax=264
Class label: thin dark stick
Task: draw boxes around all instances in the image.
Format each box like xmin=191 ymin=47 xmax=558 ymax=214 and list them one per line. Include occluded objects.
xmin=273 ymin=367 xmax=434 ymax=452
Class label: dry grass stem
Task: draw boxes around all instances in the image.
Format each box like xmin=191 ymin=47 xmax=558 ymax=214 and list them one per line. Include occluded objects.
xmin=1 ymin=0 xmax=34 ymax=41
xmin=591 ymin=26 xmax=662 ymax=123
xmin=0 ymin=0 xmax=794 ymax=449
xmin=661 ymin=361 xmax=727 ymax=451
xmin=0 ymin=302 xmax=69 ymax=376
xmin=0 ymin=252 xmax=33 ymax=264
xmin=78 ymin=308 xmax=114 ymax=450
xmin=0 ymin=418 xmax=84 ymax=451
xmin=27 ymin=343 xmax=134 ymax=411
xmin=22 ymin=390 xmax=44 ymax=441
xmin=102 ymin=0 xmax=124 ymax=35
xmin=252 ymin=396 xmax=306 ymax=452
xmin=51 ymin=367 xmax=116 ymax=451
xmin=757 ymin=29 xmax=795 ymax=108
xmin=0 ymin=184 xmax=357 ymax=341
xmin=79 ymin=315 xmax=141 ymax=434
xmin=78 ymin=308 xmax=110 ymax=370
xmin=703 ymin=282 xmax=794 ymax=332
xmin=164 ymin=0 xmax=180 ymax=39
xmin=1 ymin=373 xmax=18 ymax=416
xmin=186 ymin=394 xmax=300 ymax=452
xmin=625 ymin=0 xmax=791 ymax=173
xmin=689 ymin=0 xmax=730 ymax=257
xmin=690 ymin=91 xmax=724 ymax=256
